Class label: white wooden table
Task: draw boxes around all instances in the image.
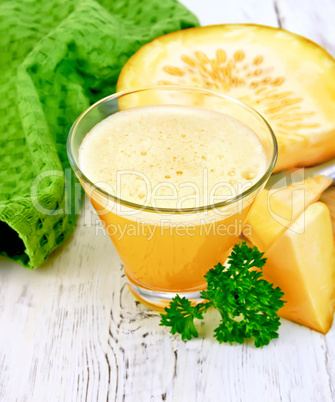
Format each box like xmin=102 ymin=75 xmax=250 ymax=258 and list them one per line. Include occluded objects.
xmin=1 ymin=1 xmax=335 ymax=401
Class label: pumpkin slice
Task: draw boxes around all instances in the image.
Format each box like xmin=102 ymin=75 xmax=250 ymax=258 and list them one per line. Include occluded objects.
xmin=243 ymin=175 xmax=332 ymax=251
xmin=263 ymin=202 xmax=335 ymax=334
xmin=321 ymin=186 xmax=335 ymax=236
xmin=117 ymin=24 xmax=335 ymax=172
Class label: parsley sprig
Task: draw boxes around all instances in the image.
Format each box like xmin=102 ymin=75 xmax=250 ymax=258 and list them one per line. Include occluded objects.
xmin=160 ymin=242 xmax=285 ymax=347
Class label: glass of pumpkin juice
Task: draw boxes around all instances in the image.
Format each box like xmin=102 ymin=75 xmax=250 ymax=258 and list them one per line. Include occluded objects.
xmin=67 ymin=86 xmax=277 ymax=309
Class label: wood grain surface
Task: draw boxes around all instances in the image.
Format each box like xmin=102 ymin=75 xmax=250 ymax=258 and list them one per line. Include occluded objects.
xmin=1 ymin=1 xmax=335 ymax=401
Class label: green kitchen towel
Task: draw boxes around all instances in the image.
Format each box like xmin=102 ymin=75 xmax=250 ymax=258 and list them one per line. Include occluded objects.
xmin=0 ymin=0 xmax=199 ymax=268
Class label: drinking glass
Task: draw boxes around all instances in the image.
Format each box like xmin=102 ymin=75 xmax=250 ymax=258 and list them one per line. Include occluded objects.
xmin=67 ymin=86 xmax=277 ymax=309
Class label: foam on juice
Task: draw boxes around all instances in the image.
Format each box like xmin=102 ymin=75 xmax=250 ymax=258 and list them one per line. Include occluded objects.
xmin=79 ymin=105 xmax=267 ymax=209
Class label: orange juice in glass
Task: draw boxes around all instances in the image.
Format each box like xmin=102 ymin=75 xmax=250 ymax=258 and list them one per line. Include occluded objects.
xmin=67 ymin=86 xmax=277 ymax=308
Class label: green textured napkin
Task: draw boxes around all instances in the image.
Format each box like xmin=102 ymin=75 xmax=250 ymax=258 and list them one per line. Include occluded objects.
xmin=0 ymin=0 xmax=199 ymax=268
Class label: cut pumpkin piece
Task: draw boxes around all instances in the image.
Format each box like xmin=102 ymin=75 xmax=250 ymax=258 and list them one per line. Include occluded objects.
xmin=117 ymin=24 xmax=335 ymax=172
xmin=243 ymin=175 xmax=332 ymax=251
xmin=263 ymin=202 xmax=335 ymax=334
xmin=321 ymin=186 xmax=335 ymax=236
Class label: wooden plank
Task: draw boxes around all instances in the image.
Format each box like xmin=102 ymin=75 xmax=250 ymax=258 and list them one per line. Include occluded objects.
xmin=275 ymin=0 xmax=335 ymax=55
xmin=180 ymin=0 xmax=279 ymax=27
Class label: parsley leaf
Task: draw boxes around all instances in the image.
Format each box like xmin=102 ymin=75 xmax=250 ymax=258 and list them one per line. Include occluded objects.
xmin=160 ymin=242 xmax=285 ymax=347
xmin=160 ymin=295 xmax=209 ymax=340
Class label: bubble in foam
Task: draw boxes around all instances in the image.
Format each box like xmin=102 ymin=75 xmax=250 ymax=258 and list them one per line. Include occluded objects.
xmin=242 ymin=170 xmax=257 ymax=180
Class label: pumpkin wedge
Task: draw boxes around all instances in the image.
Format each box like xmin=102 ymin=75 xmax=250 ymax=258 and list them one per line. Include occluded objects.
xmin=263 ymin=202 xmax=335 ymax=334
xmin=117 ymin=24 xmax=335 ymax=172
xmin=243 ymin=175 xmax=332 ymax=251
xmin=321 ymin=186 xmax=335 ymax=236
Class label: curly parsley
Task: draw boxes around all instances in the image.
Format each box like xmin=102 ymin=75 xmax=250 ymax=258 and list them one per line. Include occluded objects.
xmin=160 ymin=242 xmax=285 ymax=347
